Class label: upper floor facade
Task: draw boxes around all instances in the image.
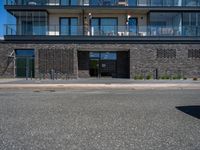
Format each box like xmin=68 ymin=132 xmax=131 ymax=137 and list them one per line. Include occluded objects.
xmin=4 ymin=0 xmax=200 ymax=7
xmin=3 ymin=0 xmax=200 ymax=42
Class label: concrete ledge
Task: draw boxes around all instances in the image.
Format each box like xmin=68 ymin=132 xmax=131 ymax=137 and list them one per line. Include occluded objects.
xmin=0 ymin=83 xmax=200 ymax=90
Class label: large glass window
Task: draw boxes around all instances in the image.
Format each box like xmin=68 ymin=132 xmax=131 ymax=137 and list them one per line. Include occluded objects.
xmin=182 ymin=0 xmax=199 ymax=6
xmin=150 ymin=0 xmax=182 ymax=6
xmin=12 ymin=0 xmax=48 ymax=5
xmin=12 ymin=11 xmax=48 ymax=35
xmin=60 ymin=18 xmax=78 ymax=35
xmin=149 ymin=12 xmax=182 ymax=36
xmin=91 ymin=18 xmax=118 ymax=36
xmin=90 ymin=0 xmax=117 ymax=6
xmin=183 ymin=13 xmax=200 ymax=36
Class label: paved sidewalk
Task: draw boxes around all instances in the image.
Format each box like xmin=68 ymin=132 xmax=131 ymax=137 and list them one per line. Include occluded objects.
xmin=0 ymin=78 xmax=199 ymax=89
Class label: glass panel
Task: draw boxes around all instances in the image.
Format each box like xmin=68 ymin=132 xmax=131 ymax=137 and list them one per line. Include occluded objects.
xmin=101 ymin=52 xmax=117 ymax=60
xmin=15 ymin=49 xmax=35 ymax=56
xmin=150 ymin=0 xmax=163 ymax=6
xmin=16 ymin=57 xmax=27 ymax=77
xmin=15 ymin=49 xmax=35 ymax=78
xmin=70 ymin=18 xmax=78 ymax=35
xmin=90 ymin=0 xmax=117 ymax=6
xmin=149 ymin=12 xmax=182 ymax=36
xmin=60 ymin=0 xmax=70 ymax=5
xmin=91 ymin=19 xmax=100 ymax=35
xmin=60 ymin=18 xmax=69 ymax=35
xmin=21 ymin=0 xmax=48 ymax=5
xmin=14 ymin=11 xmax=48 ymax=35
xmin=71 ymin=0 xmax=78 ymax=5
xmin=90 ymin=52 xmax=100 ymax=58
xmin=128 ymin=0 xmax=137 ymax=6
xmin=101 ymin=18 xmax=117 ymax=36
xmin=182 ymin=13 xmax=198 ymax=36
xmin=183 ymin=0 xmax=197 ymax=6
xmin=129 ymin=18 xmax=137 ymax=35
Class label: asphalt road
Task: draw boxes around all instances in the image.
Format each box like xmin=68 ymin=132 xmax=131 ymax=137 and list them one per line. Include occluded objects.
xmin=0 ymin=89 xmax=200 ymax=150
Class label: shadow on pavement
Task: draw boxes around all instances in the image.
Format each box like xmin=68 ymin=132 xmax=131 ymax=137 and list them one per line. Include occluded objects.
xmin=176 ymin=106 xmax=200 ymax=119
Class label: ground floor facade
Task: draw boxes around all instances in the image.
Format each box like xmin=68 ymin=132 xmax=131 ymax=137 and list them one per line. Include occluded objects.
xmin=0 ymin=43 xmax=200 ymax=79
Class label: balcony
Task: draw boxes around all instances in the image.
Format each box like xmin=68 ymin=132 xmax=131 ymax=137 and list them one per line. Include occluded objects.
xmin=4 ymin=24 xmax=200 ymax=43
xmin=5 ymin=24 xmax=200 ymax=37
xmin=4 ymin=0 xmax=200 ymax=7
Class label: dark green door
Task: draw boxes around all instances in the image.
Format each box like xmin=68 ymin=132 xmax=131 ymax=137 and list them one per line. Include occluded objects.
xmin=15 ymin=50 xmax=35 ymax=78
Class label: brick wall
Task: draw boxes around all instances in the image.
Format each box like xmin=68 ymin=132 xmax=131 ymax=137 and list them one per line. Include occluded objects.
xmin=0 ymin=42 xmax=200 ymax=79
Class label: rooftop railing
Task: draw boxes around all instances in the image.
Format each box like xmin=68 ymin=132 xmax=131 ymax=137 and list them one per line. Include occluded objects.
xmin=4 ymin=24 xmax=200 ymax=37
xmin=4 ymin=0 xmax=200 ymax=6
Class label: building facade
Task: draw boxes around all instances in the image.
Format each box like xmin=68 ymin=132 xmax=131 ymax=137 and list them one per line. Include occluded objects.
xmin=1 ymin=0 xmax=200 ymax=79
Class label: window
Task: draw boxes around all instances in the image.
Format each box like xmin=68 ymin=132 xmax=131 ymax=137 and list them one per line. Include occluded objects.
xmin=188 ymin=49 xmax=200 ymax=58
xmin=157 ymin=49 xmax=176 ymax=58
xmin=60 ymin=18 xmax=78 ymax=35
xmin=149 ymin=12 xmax=181 ymax=36
xmin=15 ymin=49 xmax=35 ymax=57
xmin=183 ymin=12 xmax=200 ymax=36
xmin=182 ymin=0 xmax=199 ymax=6
xmin=60 ymin=0 xmax=79 ymax=5
xmin=90 ymin=0 xmax=117 ymax=6
xmin=12 ymin=11 xmax=48 ymax=35
xmin=91 ymin=18 xmax=118 ymax=36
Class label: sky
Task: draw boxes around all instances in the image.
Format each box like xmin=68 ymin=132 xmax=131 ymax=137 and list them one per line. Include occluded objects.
xmin=0 ymin=0 xmax=7 ymax=38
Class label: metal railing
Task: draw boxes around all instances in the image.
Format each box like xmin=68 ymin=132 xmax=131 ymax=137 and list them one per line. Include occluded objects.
xmin=4 ymin=0 xmax=200 ymax=6
xmin=4 ymin=24 xmax=200 ymax=37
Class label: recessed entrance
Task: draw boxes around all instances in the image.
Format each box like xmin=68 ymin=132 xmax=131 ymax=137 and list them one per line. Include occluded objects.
xmin=89 ymin=52 xmax=117 ymax=78
xmin=15 ymin=49 xmax=35 ymax=78
xmin=78 ymin=51 xmax=130 ymax=78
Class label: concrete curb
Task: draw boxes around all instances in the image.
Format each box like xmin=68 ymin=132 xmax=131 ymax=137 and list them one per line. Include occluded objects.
xmin=0 ymin=83 xmax=200 ymax=90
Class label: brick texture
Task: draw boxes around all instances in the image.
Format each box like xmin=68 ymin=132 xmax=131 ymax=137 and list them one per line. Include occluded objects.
xmin=0 ymin=43 xmax=200 ymax=79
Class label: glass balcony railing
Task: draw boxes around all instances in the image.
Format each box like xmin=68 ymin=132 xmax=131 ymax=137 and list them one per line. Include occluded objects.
xmin=4 ymin=0 xmax=200 ymax=6
xmin=4 ymin=24 xmax=200 ymax=37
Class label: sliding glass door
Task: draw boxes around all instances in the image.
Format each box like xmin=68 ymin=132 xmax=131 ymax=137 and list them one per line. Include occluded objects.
xmin=128 ymin=18 xmax=138 ymax=35
xmin=60 ymin=18 xmax=78 ymax=35
xmin=91 ymin=18 xmax=118 ymax=36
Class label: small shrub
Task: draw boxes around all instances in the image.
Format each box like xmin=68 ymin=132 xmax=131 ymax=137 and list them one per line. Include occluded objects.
xmin=146 ymin=74 xmax=152 ymax=80
xmin=134 ymin=75 xmax=144 ymax=80
xmin=160 ymin=75 xmax=170 ymax=80
xmin=139 ymin=75 xmax=144 ymax=80
xmin=172 ymin=75 xmax=182 ymax=80
xmin=193 ymin=77 xmax=198 ymax=81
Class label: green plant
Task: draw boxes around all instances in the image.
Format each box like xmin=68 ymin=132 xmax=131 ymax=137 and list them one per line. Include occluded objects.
xmin=160 ymin=74 xmax=170 ymax=80
xmin=172 ymin=74 xmax=182 ymax=80
xmin=134 ymin=75 xmax=144 ymax=80
xmin=146 ymin=74 xmax=152 ymax=80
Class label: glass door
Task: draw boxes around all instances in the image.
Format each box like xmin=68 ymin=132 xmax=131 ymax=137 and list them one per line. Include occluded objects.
xmin=15 ymin=50 xmax=35 ymax=78
xmin=89 ymin=52 xmax=117 ymax=78
xmin=60 ymin=18 xmax=78 ymax=35
xmin=128 ymin=17 xmax=138 ymax=36
xmin=91 ymin=18 xmax=118 ymax=36
xmin=89 ymin=52 xmax=100 ymax=77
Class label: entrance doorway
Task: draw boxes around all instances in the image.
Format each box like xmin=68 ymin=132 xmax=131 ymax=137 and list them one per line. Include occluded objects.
xmin=78 ymin=51 xmax=129 ymax=78
xmin=15 ymin=49 xmax=35 ymax=78
xmin=89 ymin=52 xmax=117 ymax=78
